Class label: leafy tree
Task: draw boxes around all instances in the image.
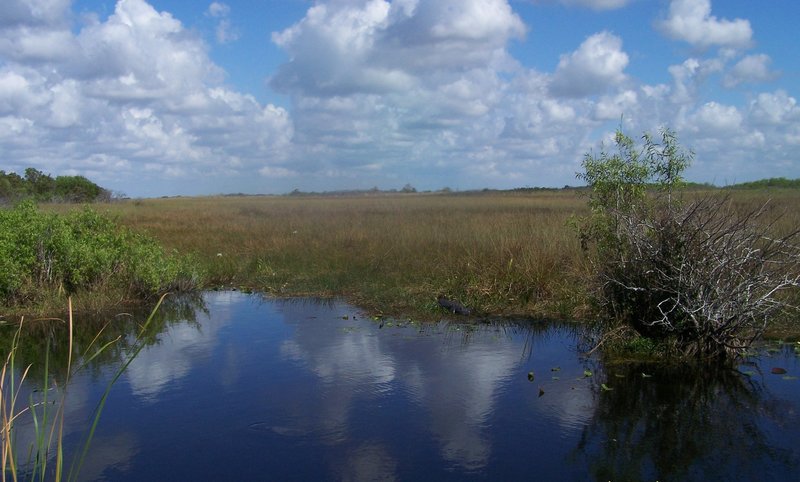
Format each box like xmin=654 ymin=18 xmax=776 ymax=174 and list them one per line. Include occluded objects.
xmin=0 ymin=176 xmax=13 ymax=201
xmin=577 ymin=128 xmax=689 ymax=248
xmin=24 ymin=167 xmax=56 ymax=199
xmin=0 ymin=168 xmax=110 ymax=203
xmin=0 ymin=170 xmax=26 ymax=202
xmin=54 ymin=175 xmax=110 ymax=202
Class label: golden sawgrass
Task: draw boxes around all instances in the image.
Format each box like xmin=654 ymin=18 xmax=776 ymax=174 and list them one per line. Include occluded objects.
xmin=46 ymin=188 xmax=800 ymax=319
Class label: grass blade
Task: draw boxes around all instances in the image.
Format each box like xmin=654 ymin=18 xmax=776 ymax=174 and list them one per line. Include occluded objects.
xmin=68 ymin=293 xmax=168 ymax=482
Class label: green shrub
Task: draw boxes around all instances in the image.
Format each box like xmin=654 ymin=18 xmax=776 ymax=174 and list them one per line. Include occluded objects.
xmin=0 ymin=201 xmax=200 ymax=306
xmin=122 ymin=233 xmax=201 ymax=296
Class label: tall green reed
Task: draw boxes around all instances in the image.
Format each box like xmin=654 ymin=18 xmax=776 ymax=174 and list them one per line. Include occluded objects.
xmin=1 ymin=295 xmax=166 ymax=481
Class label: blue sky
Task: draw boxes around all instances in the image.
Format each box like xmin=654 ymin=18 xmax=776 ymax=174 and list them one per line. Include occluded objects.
xmin=1 ymin=0 xmax=798 ymax=197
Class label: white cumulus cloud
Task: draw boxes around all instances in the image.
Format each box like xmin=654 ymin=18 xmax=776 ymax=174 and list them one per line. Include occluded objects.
xmin=748 ymin=91 xmax=798 ymax=126
xmin=206 ymin=2 xmax=239 ymax=44
xmin=667 ymin=56 xmax=724 ymax=103
xmin=550 ymin=31 xmax=629 ymax=97
xmin=659 ymin=0 xmax=752 ymax=50
xmin=723 ymin=54 xmax=778 ymax=87
xmin=0 ymin=0 xmax=292 ymax=195
xmin=0 ymin=0 xmax=798 ymax=194
xmin=688 ymin=101 xmax=743 ymax=136
xmin=267 ymin=0 xmax=537 ymax=189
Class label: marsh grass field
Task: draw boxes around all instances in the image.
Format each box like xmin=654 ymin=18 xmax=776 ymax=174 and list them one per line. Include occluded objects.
xmin=84 ymin=190 xmax=590 ymax=319
xmin=45 ymin=187 xmax=800 ymax=324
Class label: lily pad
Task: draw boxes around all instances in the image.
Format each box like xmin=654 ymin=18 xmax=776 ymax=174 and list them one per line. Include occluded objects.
xmin=771 ymin=367 xmax=788 ymax=375
xmin=601 ymin=383 xmax=613 ymax=391
xmin=782 ymin=376 xmax=799 ymax=381
xmin=583 ymin=369 xmax=593 ymax=378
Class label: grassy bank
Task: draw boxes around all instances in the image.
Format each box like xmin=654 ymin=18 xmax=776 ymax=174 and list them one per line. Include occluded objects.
xmin=45 ymin=188 xmax=800 ymax=322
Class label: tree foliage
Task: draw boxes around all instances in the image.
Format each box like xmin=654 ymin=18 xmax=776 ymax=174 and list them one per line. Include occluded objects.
xmin=577 ymin=128 xmax=800 ymax=360
xmin=0 ymin=168 xmax=110 ymax=204
xmin=725 ymin=177 xmax=800 ymax=190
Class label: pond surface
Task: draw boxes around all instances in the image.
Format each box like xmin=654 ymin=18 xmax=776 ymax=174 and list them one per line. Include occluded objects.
xmin=9 ymin=291 xmax=800 ymax=481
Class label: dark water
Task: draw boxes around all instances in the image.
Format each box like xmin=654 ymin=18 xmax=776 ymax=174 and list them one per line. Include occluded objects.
xmin=7 ymin=291 xmax=800 ymax=481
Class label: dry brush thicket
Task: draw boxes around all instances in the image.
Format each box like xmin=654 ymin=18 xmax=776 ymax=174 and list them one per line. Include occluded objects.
xmin=599 ymin=193 xmax=800 ymax=358
xmin=579 ymin=128 xmax=800 ymax=360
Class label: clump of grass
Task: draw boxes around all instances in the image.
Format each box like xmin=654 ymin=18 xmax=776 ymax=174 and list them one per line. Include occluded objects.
xmin=0 ymin=201 xmax=201 ymax=315
xmin=1 ymin=296 xmax=167 ymax=481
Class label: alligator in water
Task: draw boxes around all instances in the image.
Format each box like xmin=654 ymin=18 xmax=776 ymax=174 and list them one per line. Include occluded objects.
xmin=437 ymin=296 xmax=471 ymax=316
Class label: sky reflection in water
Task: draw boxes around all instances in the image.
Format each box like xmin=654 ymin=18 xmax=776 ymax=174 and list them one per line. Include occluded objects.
xmin=38 ymin=291 xmax=800 ymax=481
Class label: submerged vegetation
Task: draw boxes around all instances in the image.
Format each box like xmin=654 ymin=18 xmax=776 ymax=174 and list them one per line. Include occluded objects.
xmin=0 ymin=202 xmax=200 ymax=316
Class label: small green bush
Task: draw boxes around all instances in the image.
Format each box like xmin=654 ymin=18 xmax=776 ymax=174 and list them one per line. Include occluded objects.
xmin=0 ymin=201 xmax=200 ymax=305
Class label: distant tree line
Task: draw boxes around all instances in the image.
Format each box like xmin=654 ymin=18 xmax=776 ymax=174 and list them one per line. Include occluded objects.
xmin=285 ymin=183 xmax=421 ymax=197
xmin=722 ymin=177 xmax=800 ymax=190
xmin=0 ymin=168 xmax=111 ymax=204
xmin=278 ymin=178 xmax=800 ymax=199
